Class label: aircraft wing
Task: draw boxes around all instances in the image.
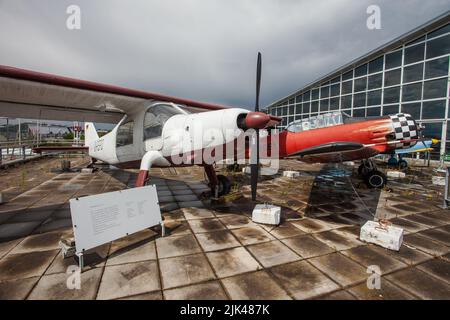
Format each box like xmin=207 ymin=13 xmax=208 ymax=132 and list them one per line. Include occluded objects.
xmin=0 ymin=65 xmax=234 ymax=123
xmin=287 ymin=142 xmax=381 ymax=163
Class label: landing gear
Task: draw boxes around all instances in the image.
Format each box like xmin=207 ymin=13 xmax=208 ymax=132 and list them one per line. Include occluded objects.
xmin=204 ymin=165 xmax=231 ymax=198
xmin=364 ymin=170 xmax=387 ymax=188
xmin=387 ymin=154 xmax=408 ymax=170
xmin=217 ymin=174 xmax=231 ymax=196
xmin=358 ymin=159 xmax=387 ymax=189
xmin=398 ymin=159 xmax=408 ymax=170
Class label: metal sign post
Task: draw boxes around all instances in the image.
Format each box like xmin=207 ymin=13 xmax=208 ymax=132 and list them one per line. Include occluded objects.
xmin=442 ymin=166 xmax=450 ymax=209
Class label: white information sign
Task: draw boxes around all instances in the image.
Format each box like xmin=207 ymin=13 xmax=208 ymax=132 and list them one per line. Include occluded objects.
xmin=69 ymin=185 xmax=162 ymax=254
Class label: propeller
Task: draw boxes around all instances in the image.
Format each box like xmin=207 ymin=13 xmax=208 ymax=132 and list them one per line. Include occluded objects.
xmin=250 ymin=52 xmax=262 ymax=201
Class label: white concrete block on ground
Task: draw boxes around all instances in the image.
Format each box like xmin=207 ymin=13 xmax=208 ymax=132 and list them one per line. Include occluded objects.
xmin=252 ymin=204 xmax=281 ymax=225
xmin=432 ymin=176 xmax=446 ymax=186
xmin=81 ymin=168 xmax=94 ymax=174
xmin=360 ymin=220 xmax=403 ymax=251
xmin=387 ymin=171 xmax=406 ymax=178
xmin=242 ymin=166 xmax=278 ymax=176
xmin=283 ymin=171 xmax=300 ymax=178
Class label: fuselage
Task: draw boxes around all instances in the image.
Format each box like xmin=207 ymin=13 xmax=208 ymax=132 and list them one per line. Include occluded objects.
xmin=85 ymin=101 xmax=419 ymax=167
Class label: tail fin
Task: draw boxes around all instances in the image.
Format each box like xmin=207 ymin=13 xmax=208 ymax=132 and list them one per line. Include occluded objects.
xmin=84 ymin=122 xmax=99 ymax=147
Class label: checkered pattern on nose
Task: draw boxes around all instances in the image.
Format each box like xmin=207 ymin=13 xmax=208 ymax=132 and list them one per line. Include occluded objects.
xmin=389 ymin=113 xmax=417 ymax=148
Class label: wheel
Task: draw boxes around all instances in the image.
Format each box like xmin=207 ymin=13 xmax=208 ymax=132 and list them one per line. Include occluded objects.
xmin=217 ymin=174 xmax=231 ymax=196
xmin=364 ymin=170 xmax=387 ymax=189
xmin=398 ymin=160 xmax=408 ymax=170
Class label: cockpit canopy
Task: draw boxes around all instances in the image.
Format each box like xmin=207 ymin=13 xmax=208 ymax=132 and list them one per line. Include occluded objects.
xmin=287 ymin=112 xmax=349 ymax=133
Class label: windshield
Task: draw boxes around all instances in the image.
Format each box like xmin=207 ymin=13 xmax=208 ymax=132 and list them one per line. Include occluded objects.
xmin=287 ymin=112 xmax=347 ymax=133
xmin=144 ymin=104 xmax=184 ymax=140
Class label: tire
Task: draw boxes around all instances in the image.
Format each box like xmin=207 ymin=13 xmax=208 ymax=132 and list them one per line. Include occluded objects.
xmin=364 ymin=170 xmax=387 ymax=189
xmin=217 ymin=174 xmax=231 ymax=196
xmin=398 ymin=160 xmax=408 ymax=170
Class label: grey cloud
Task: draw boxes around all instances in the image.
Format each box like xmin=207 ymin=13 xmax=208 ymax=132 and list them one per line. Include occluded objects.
xmin=0 ymin=0 xmax=449 ymax=109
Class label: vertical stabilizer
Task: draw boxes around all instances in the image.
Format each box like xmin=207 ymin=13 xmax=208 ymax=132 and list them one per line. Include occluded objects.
xmin=84 ymin=122 xmax=99 ymax=147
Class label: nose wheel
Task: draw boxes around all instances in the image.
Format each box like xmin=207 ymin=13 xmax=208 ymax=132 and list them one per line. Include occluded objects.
xmin=358 ymin=159 xmax=387 ymax=189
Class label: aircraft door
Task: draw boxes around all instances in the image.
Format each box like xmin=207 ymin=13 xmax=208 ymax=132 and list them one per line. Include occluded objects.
xmin=144 ymin=103 xmax=184 ymax=152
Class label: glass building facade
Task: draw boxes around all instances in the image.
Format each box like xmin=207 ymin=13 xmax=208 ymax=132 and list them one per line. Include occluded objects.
xmin=266 ymin=13 xmax=450 ymax=160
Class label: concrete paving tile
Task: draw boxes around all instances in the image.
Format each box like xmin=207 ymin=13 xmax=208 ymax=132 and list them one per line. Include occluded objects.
xmin=7 ymin=208 xmax=55 ymax=223
xmin=195 ymin=230 xmax=241 ymax=252
xmin=247 ymin=241 xmax=300 ymax=268
xmin=418 ymin=227 xmax=450 ymax=247
xmin=52 ymin=209 xmax=71 ymax=219
xmin=175 ymin=194 xmax=199 ymax=202
xmin=402 ymin=213 xmax=446 ymax=228
xmin=182 ymin=207 xmax=214 ymax=220
xmin=290 ymin=218 xmax=332 ymax=233
xmin=159 ymin=253 xmax=216 ymax=289
xmin=313 ymin=229 xmax=363 ymax=251
xmin=164 ymin=281 xmax=228 ymax=300
xmin=107 ymin=241 xmax=156 ymax=266
xmin=46 ymin=244 xmax=109 ymax=274
xmin=282 ymin=234 xmax=334 ymax=259
xmin=158 ymin=195 xmax=175 ymax=203
xmin=34 ymin=219 xmax=73 ymax=233
xmin=231 ymin=226 xmax=275 ymax=245
xmin=382 ymin=244 xmax=433 ymax=266
xmin=319 ymin=290 xmax=356 ymax=300
xmin=164 ymin=220 xmax=192 ymax=236
xmin=309 ymin=252 xmax=368 ymax=287
xmin=219 ymin=214 xmax=255 ymax=229
xmin=403 ymin=233 xmax=450 ymax=257
xmin=341 ymin=245 xmax=407 ymax=274
xmin=156 ymin=233 xmax=201 ymax=259
xmin=188 ymin=218 xmax=226 ymax=233
xmin=386 ymin=268 xmax=450 ymax=300
xmin=157 ymin=190 xmax=173 ymax=197
xmin=160 ymin=202 xmax=179 ymax=212
xmin=269 ymin=222 xmax=306 ymax=239
xmin=0 ymin=249 xmax=58 ymax=281
xmin=348 ymin=279 xmax=417 ymax=300
xmin=207 ymin=247 xmax=262 ymax=278
xmin=97 ymin=260 xmax=160 ymax=300
xmin=0 ymin=238 xmax=22 ymax=259
xmin=389 ymin=216 xmax=430 ymax=234
xmin=179 ymin=201 xmax=205 ymax=208
xmin=11 ymin=230 xmax=70 ymax=254
xmin=162 ymin=209 xmax=186 ymax=222
xmin=270 ymin=260 xmax=339 ymax=299
xmin=0 ymin=221 xmax=41 ymax=241
xmin=416 ymin=258 xmax=450 ymax=284
xmin=119 ymin=291 xmax=162 ymax=300
xmin=221 ymin=271 xmax=291 ymax=300
xmin=172 ymin=189 xmax=195 ymax=196
xmin=0 ymin=277 xmax=39 ymax=300
xmin=28 ymin=268 xmax=103 ymax=300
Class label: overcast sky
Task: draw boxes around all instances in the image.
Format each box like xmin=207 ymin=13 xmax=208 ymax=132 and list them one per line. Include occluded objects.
xmin=0 ymin=0 xmax=449 ymax=110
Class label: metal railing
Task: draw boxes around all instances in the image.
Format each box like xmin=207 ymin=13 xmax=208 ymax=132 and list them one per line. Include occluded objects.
xmin=0 ymin=139 xmax=85 ymax=163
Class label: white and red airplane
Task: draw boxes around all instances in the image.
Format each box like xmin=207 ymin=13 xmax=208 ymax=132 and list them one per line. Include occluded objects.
xmin=0 ymin=54 xmax=420 ymax=200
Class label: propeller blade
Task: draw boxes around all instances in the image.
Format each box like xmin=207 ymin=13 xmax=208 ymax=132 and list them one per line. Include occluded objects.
xmin=251 ymin=52 xmax=262 ymax=201
xmin=250 ymin=131 xmax=259 ymax=201
xmin=255 ymin=52 xmax=262 ymax=112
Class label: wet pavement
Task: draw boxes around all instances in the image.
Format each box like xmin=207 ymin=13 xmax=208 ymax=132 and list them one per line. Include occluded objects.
xmin=0 ymin=156 xmax=449 ymax=300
